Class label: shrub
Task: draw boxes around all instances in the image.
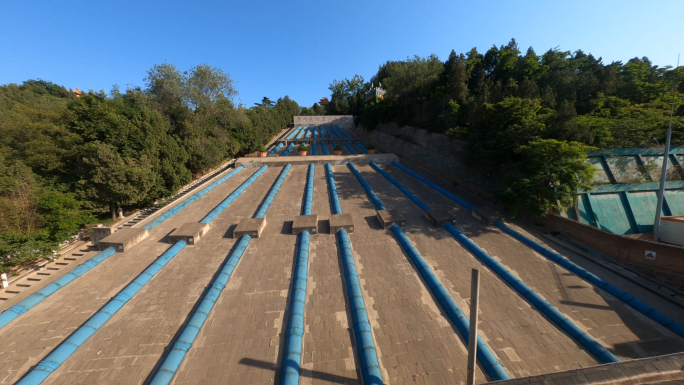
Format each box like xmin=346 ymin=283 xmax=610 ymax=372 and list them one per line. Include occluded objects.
xmin=334 ymin=143 xmax=344 ymax=151
xmin=298 ymin=144 xmax=308 ymax=152
xmin=258 ymin=143 xmax=267 ymax=152
xmin=366 ymin=142 xmax=376 ymax=149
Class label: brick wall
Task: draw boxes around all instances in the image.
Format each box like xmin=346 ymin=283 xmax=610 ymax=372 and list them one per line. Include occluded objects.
xmin=544 ymin=213 xmax=684 ymax=290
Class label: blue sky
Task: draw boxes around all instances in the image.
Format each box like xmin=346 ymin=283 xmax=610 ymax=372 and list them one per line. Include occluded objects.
xmin=1 ymin=0 xmax=682 ymax=108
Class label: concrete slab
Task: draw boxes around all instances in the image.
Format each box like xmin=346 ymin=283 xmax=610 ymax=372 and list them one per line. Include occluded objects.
xmin=472 ymin=205 xmax=503 ymax=225
xmin=292 ymin=214 xmax=318 ymax=235
xmin=236 ymin=153 xmax=399 ymax=168
xmin=424 ymin=207 xmax=459 ymax=227
xmin=98 ymin=228 xmax=149 ymax=252
xmin=89 ymin=226 xmax=112 ymax=243
xmin=168 ymin=222 xmax=211 ymax=245
xmin=376 ymin=209 xmax=405 ymax=229
xmin=329 ymin=213 xmax=354 ymax=233
xmin=234 ymin=218 xmax=267 ymax=238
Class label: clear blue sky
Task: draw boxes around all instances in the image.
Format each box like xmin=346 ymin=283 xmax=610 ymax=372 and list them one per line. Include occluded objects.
xmin=1 ymin=0 xmax=682 ymax=108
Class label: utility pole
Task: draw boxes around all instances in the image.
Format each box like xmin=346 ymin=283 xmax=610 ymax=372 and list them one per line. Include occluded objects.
xmin=467 ymin=268 xmax=480 ymax=385
xmin=654 ymin=55 xmax=680 ymax=242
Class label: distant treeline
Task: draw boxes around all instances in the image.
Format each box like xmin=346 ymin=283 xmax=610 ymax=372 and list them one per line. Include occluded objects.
xmin=323 ymin=39 xmax=683 ymax=217
xmin=0 ymin=64 xmax=301 ymax=272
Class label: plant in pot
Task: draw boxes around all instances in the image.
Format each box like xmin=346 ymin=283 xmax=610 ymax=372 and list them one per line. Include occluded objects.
xmin=366 ymin=142 xmax=376 ymax=154
xmin=298 ymin=144 xmax=308 ymax=156
xmin=257 ymin=143 xmax=268 ymax=157
xmin=333 ymin=143 xmax=344 ymax=155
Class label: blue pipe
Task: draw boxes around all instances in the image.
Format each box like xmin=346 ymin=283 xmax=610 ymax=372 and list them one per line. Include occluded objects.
xmin=369 ymin=162 xmax=430 ymax=211
xmin=325 ymin=164 xmax=343 ymax=215
xmin=334 ymin=125 xmax=351 ymax=138
xmin=150 ymin=236 xmax=252 ymax=385
xmin=318 ymin=126 xmax=324 ymax=138
xmin=0 ymin=247 xmax=117 ymax=330
xmin=496 ymin=222 xmax=684 ymax=338
xmin=305 ymin=126 xmax=312 ymax=139
xmin=200 ymin=165 xmax=268 ymax=223
xmin=325 ymin=166 xmax=383 ymax=384
xmin=18 ymin=241 xmax=188 ymax=385
xmin=342 ymin=142 xmax=357 ymax=155
xmin=143 ymin=167 xmax=244 ymax=230
xmin=281 ymin=165 xmax=315 ymax=385
xmin=325 ymin=126 xmax=334 ymax=139
xmin=296 ymin=127 xmax=306 ymax=139
xmin=268 ymin=143 xmax=284 ymax=156
xmin=311 ymin=142 xmax=317 ymax=155
xmin=347 ymin=164 xmax=386 ymax=210
xmin=354 ymin=142 xmax=368 ymax=154
xmin=330 ymin=126 xmax=341 ymax=139
xmin=391 ymin=160 xmax=684 ymax=339
xmin=303 ymin=164 xmax=315 ymax=216
xmin=352 ymin=164 xmax=509 ymax=381
xmin=282 ymin=143 xmax=295 ymax=156
xmin=443 ymin=223 xmax=620 ymax=363
xmin=373 ymin=161 xmax=620 ymax=365
xmin=321 ymin=140 xmax=328 ymax=155
xmin=390 ymin=161 xmax=474 ymax=210
xmin=254 ymin=164 xmax=291 ymax=218
xmin=312 ymin=126 xmax=318 ymax=139
xmin=286 ymin=126 xmax=304 ymax=140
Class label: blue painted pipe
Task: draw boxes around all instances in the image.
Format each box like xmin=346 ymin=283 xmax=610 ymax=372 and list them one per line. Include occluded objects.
xmin=342 ymin=142 xmax=357 ymax=155
xmin=254 ymin=164 xmax=291 ymax=218
xmin=143 ymin=167 xmax=244 ymax=230
xmin=354 ymin=142 xmax=368 ymax=154
xmin=390 ymin=161 xmax=474 ymax=210
xmin=330 ymin=126 xmax=342 ymax=139
xmin=0 ymin=247 xmax=117 ymax=330
xmin=311 ymin=142 xmax=317 ymax=155
xmin=296 ymin=127 xmax=306 ymax=139
xmin=351 ymin=163 xmax=509 ymax=380
xmin=369 ymin=162 xmax=430 ymax=211
xmin=325 ymin=164 xmax=343 ymax=215
xmin=325 ymin=126 xmax=334 ymax=139
xmin=338 ymin=229 xmax=383 ymax=384
xmin=150 ymin=235 xmax=252 ymax=385
xmin=313 ymin=126 xmax=318 ymax=139
xmin=287 ymin=126 xmax=304 ymax=140
xmin=305 ymin=126 xmax=312 ymax=139
xmin=495 ymin=222 xmax=684 ymax=338
xmin=321 ymin=140 xmax=328 ymax=155
xmin=348 ymin=163 xmax=386 ymax=210
xmin=200 ymin=165 xmax=268 ymax=223
xmin=303 ymin=164 xmax=315 ymax=216
xmin=392 ymin=158 xmax=684 ymax=340
xmin=334 ymin=125 xmax=351 ymax=138
xmin=390 ymin=225 xmax=510 ymax=380
xmin=282 ymin=142 xmax=295 ymax=156
xmin=281 ymin=165 xmax=315 ymax=385
xmin=326 ymin=165 xmax=383 ymax=384
xmin=443 ymin=223 xmax=620 ymax=363
xmin=18 ymin=241 xmax=188 ymax=385
xmin=268 ymin=143 xmax=284 ymax=156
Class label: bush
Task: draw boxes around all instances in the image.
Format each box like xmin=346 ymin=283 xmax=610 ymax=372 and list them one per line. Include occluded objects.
xmin=366 ymin=142 xmax=376 ymax=149
xmin=258 ymin=143 xmax=267 ymax=152
xmin=334 ymin=143 xmax=344 ymax=151
xmin=298 ymin=144 xmax=308 ymax=152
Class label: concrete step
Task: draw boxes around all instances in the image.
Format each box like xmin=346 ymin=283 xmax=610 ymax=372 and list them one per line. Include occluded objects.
xmin=16 ymin=283 xmax=31 ymax=288
xmin=27 ymin=277 xmax=42 ymax=282
xmin=37 ymin=272 xmax=51 ymax=276
xmin=5 ymin=289 xmax=21 ymax=294
xmin=46 ymin=266 xmax=60 ymax=271
xmin=64 ymin=257 xmax=77 ymax=261
xmin=55 ymin=262 xmax=69 ymax=266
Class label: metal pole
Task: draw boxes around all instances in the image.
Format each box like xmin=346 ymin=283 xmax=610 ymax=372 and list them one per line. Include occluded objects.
xmin=467 ymin=268 xmax=480 ymax=385
xmin=654 ymin=55 xmax=680 ymax=242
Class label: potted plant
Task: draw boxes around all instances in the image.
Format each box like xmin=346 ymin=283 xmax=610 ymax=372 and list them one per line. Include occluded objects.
xmin=334 ymin=143 xmax=344 ymax=155
xmin=298 ymin=144 xmax=308 ymax=156
xmin=366 ymin=142 xmax=376 ymax=154
xmin=257 ymin=143 xmax=268 ymax=157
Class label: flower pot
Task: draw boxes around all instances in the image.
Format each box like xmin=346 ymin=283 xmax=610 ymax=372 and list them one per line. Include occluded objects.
xmin=298 ymin=151 xmax=307 ymax=156
xmin=334 ymin=150 xmax=343 ymax=155
xmin=258 ymin=151 xmax=268 ymax=157
xmin=367 ymin=149 xmax=376 ymax=154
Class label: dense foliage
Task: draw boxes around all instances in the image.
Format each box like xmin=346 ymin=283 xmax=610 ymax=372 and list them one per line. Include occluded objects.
xmin=342 ymin=39 xmax=682 ymax=216
xmin=0 ymin=65 xmax=300 ymax=272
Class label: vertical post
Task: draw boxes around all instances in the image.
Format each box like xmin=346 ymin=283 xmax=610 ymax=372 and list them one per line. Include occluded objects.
xmin=467 ymin=268 xmax=480 ymax=385
xmin=1 ymin=273 xmax=8 ymax=289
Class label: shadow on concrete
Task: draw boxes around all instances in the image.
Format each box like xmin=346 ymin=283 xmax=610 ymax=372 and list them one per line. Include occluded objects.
xmin=317 ymin=219 xmax=330 ymax=234
xmin=222 ymin=224 xmax=237 ymax=239
xmin=363 ymin=215 xmax=383 ymax=230
xmin=281 ymin=220 xmax=293 ymax=235
xmin=239 ymin=357 xmax=358 ymax=384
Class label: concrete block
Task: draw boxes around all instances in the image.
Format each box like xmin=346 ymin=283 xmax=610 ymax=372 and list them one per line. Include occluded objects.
xmin=99 ymin=228 xmax=149 ymax=252
xmin=90 ymin=226 xmax=113 ymax=244
xmin=234 ymin=218 xmax=267 ymax=238
xmin=472 ymin=206 xmax=502 ymax=225
xmin=168 ymin=222 xmax=211 ymax=245
xmin=293 ymin=215 xmax=318 ymax=235
xmin=424 ymin=208 xmax=459 ymax=227
xmin=329 ymin=214 xmax=354 ymax=234
xmin=376 ymin=209 xmax=405 ymax=230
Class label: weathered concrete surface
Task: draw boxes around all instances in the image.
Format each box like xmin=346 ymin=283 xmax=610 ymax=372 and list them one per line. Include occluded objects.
xmin=234 ymin=217 xmax=267 ymax=238
xmin=488 ymin=352 xmax=684 ymax=385
xmin=376 ymin=209 xmax=405 ymax=230
xmin=98 ymin=227 xmax=149 ymax=252
xmin=293 ymin=214 xmax=318 ymax=235
xmin=236 ymin=153 xmax=399 ymax=168
xmin=168 ymin=222 xmax=211 ymax=245
xmin=472 ymin=206 xmax=503 ymax=226
xmin=329 ymin=213 xmax=354 ymax=234
xmin=424 ymin=207 xmax=459 ymax=227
